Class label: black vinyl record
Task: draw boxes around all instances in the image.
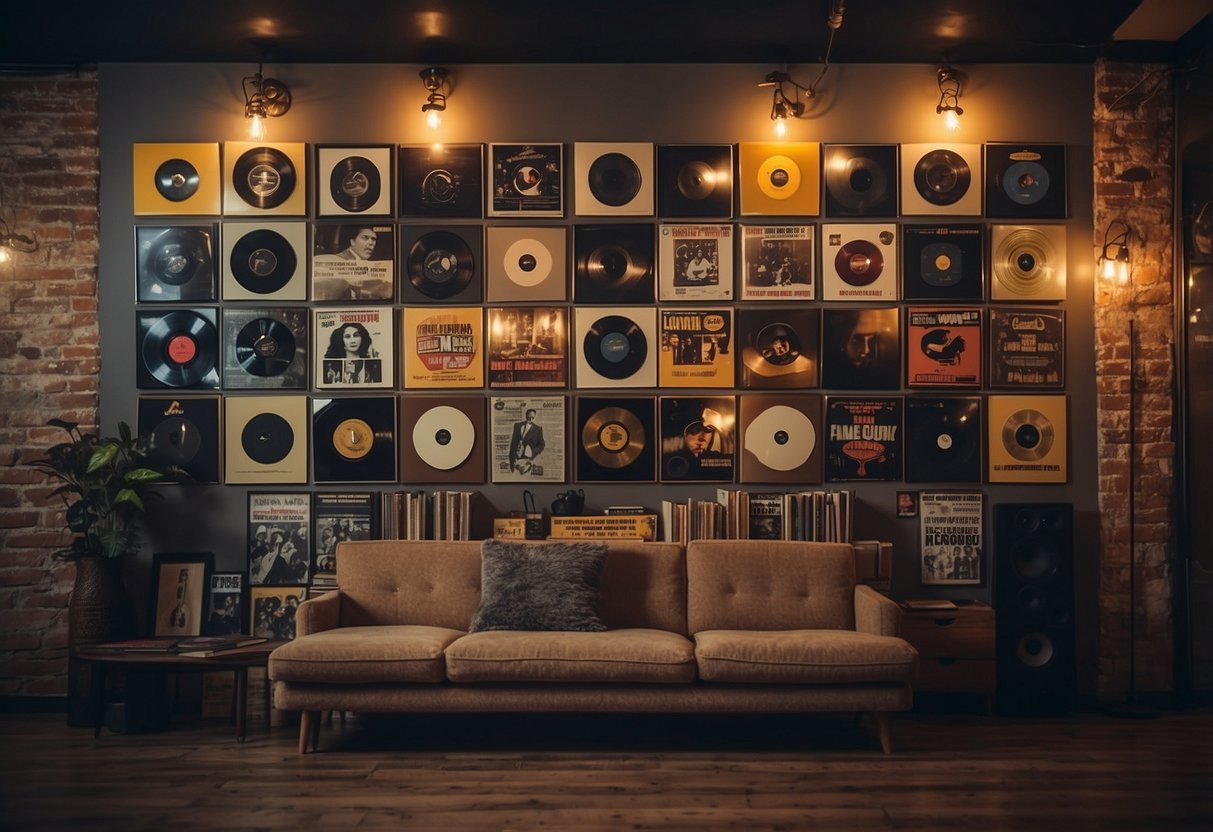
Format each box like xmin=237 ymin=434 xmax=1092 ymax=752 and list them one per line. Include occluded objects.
xmin=154 ymin=158 xmax=200 ymax=202
xmin=399 ymin=144 xmax=484 ymax=218
xmin=985 ymin=144 xmax=1067 ymax=219
xmin=312 ymin=397 xmax=397 ymax=483
xmin=136 ymin=226 xmax=215 ymax=302
xmin=824 ymin=144 xmax=898 ymax=217
xmin=657 ymin=145 xmax=733 ymax=218
xmin=913 ymin=149 xmax=972 ymax=206
xmin=329 ymin=155 xmax=381 ymax=213
xmin=234 ymin=317 xmax=296 ymax=377
xmin=241 ymin=412 xmax=294 ymax=465
xmin=149 ymin=416 xmax=201 ymax=466
xmin=137 ymin=396 xmax=221 ymax=483
xmin=137 ymin=309 xmax=220 ymax=389
xmin=588 ymin=152 xmax=642 ymax=207
xmin=573 ymin=224 xmax=655 ymax=303
xmin=407 ymin=230 xmax=474 ymax=299
xmin=901 ymin=224 xmax=984 ymax=301
xmin=232 ymin=146 xmax=297 ymax=210
xmin=583 ymin=314 xmax=648 ymax=381
xmin=575 ymin=396 xmax=656 ymax=482
xmin=229 ymin=227 xmax=297 ymax=294
xmin=905 ymin=396 xmax=982 ymax=483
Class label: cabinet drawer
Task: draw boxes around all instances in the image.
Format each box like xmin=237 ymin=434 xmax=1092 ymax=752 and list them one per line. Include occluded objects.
xmin=898 ymin=610 xmax=994 ymax=658
xmin=915 ymin=658 xmax=996 ymax=693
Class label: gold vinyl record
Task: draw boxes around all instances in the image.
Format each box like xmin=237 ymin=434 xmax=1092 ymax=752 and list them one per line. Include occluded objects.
xmin=581 ymin=406 xmax=646 ymax=469
xmin=756 ymin=154 xmax=801 ymax=200
xmin=738 ymin=142 xmax=820 ymax=216
xmin=741 ymin=322 xmax=812 ymax=378
xmin=332 ymin=417 xmax=374 ymax=460
xmin=1001 ymin=408 xmax=1054 ymax=462
xmin=991 ymin=225 xmax=1066 ymax=300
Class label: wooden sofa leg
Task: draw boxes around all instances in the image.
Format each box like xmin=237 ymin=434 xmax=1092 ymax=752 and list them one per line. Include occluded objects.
xmin=873 ymin=712 xmax=893 ymax=754
xmin=298 ymin=710 xmax=316 ymax=754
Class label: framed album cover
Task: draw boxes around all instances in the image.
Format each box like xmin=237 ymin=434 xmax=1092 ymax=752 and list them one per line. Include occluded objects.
xmin=132 ymin=142 xmax=221 ymax=216
xmin=738 ymin=394 xmax=823 ymax=484
xmin=989 ymin=308 xmax=1065 ymax=388
xmin=904 ymin=396 xmax=982 ymax=483
xmin=659 ymin=395 xmax=736 ymax=483
xmin=574 ymin=142 xmax=654 ymax=216
xmin=901 ymin=223 xmax=984 ymax=302
xmin=487 ymin=306 xmax=567 ymax=388
xmin=247 ymin=492 xmax=311 ymax=586
xmin=740 ymin=224 xmax=814 ymax=301
xmin=313 ymin=308 xmax=394 ymax=389
xmin=575 ymin=395 xmax=656 ymax=483
xmin=658 ymin=309 xmax=733 ymax=388
xmin=658 ymin=223 xmax=733 ymax=302
xmin=485 ymin=225 xmax=568 ymax=302
xmin=490 ymin=395 xmax=566 ymax=483
xmin=399 ymin=143 xmax=484 ymax=218
xmin=221 ymin=221 xmax=308 ymax=302
xmin=401 ymin=306 xmax=484 ymax=388
xmin=222 ymin=307 xmax=308 ymax=390
xmin=986 ymin=394 xmax=1068 ymax=484
xmin=311 ymin=223 xmax=395 ymax=302
xmin=314 ymin=144 xmax=394 ymax=217
xmin=149 ymin=552 xmax=213 ymax=638
xmin=573 ymin=306 xmax=657 ymax=389
xmin=919 ymin=492 xmax=984 ymax=585
xmin=223 ymin=395 xmax=309 ymax=485
xmin=824 ymin=396 xmax=903 ymax=482
xmin=312 ymin=397 xmax=398 ymax=484
xmin=250 ymin=585 xmax=307 ymax=640
xmin=905 ymin=307 xmax=982 ymax=389
xmin=312 ymin=492 xmax=378 ymax=581
xmin=657 ymin=144 xmax=733 ymax=218
xmin=488 ymin=143 xmax=563 ymax=217
xmin=135 ymin=308 xmax=221 ymax=390
xmin=399 ymin=395 xmax=486 ymax=484
xmin=135 ymin=224 xmax=217 ymax=302
xmin=399 ymin=225 xmax=482 ymax=305
xmin=137 ymin=395 xmax=221 ymax=483
xmin=737 ymin=307 xmax=819 ymax=389
xmin=821 ymin=223 xmax=898 ymax=301
xmin=205 ymin=573 xmax=247 ymax=637
xmin=823 ymin=144 xmax=899 ymax=218
xmin=820 ymin=307 xmax=900 ymax=390
xmin=222 ymin=141 xmax=307 ymax=217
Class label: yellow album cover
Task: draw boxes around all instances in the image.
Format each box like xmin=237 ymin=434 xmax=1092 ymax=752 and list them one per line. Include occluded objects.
xmin=986 ymin=394 xmax=1068 ymax=484
xmin=738 ymin=142 xmax=820 ymax=216
xmin=402 ymin=306 xmax=484 ymax=388
xmin=133 ymin=143 xmax=221 ymax=216
xmin=658 ymin=308 xmax=734 ymax=388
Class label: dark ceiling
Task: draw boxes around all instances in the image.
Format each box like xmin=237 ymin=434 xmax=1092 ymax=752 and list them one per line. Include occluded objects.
xmin=0 ymin=0 xmax=1208 ymax=67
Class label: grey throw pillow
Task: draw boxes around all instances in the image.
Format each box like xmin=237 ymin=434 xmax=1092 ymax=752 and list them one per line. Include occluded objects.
xmin=468 ymin=540 xmax=608 ymax=632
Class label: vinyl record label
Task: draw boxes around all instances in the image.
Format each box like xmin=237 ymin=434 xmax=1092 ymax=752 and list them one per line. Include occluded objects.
xmin=137 ymin=309 xmax=220 ymax=389
xmin=575 ymin=396 xmax=656 ymax=482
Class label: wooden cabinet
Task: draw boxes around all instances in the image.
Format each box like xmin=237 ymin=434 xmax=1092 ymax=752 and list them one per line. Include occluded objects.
xmin=896 ymin=602 xmax=995 ymax=698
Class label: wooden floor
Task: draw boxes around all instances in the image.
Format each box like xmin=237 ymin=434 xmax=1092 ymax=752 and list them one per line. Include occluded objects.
xmin=1 ymin=707 xmax=1211 ymax=830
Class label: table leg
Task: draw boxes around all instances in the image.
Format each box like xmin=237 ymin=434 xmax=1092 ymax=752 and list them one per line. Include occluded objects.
xmin=92 ymin=661 xmax=104 ymax=739
xmin=264 ymin=672 xmax=271 ymax=729
xmin=235 ymin=667 xmax=248 ymax=743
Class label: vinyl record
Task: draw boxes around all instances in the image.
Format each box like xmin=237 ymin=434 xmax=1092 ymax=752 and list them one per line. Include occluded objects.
xmin=580 ymin=241 xmax=647 ymax=293
xmin=313 ymin=398 xmax=397 ymax=482
xmin=139 ymin=226 xmax=213 ymax=294
xmin=232 ymin=146 xmax=297 ymax=210
xmin=984 ymin=144 xmax=1066 ymax=219
xmin=905 ymin=397 xmax=980 ymax=482
xmin=913 ymin=149 xmax=971 ymax=206
xmin=833 ymin=239 xmax=884 ymax=286
xmin=1003 ymin=160 xmax=1051 ymax=206
xmin=140 ymin=310 xmax=219 ymax=388
xmin=676 ymin=161 xmax=717 ymax=201
xmin=826 ymin=154 xmax=889 ymax=213
xmin=229 ymin=228 xmax=297 ymax=294
xmin=408 ymin=230 xmax=474 ymax=299
xmin=588 ymin=152 xmax=642 ymax=207
xmin=581 ymin=406 xmax=646 ymax=469
xmin=993 ymin=227 xmax=1059 ymax=298
xmin=241 ymin=412 xmax=294 ymax=465
xmin=741 ymin=322 xmax=812 ymax=378
xmin=744 ymin=404 xmax=815 ymax=472
xmin=154 ymin=158 xmax=200 ymax=202
xmin=329 ymin=155 xmax=381 ymax=213
xmin=332 ymin=418 xmax=375 ymax=460
xmin=234 ymin=317 xmax=296 ymax=377
xmin=1002 ymin=408 xmax=1054 ymax=462
xmin=502 ymin=237 xmax=553 ymax=288
xmin=756 ymin=154 xmax=801 ymax=200
xmin=412 ymin=405 xmax=475 ymax=470
xmin=658 ymin=145 xmax=733 ymax=218
xmin=583 ymin=314 xmax=648 ymax=380
xmin=921 ymin=242 xmax=964 ymax=287
xmin=149 ymin=416 xmax=202 ymax=466
xmin=421 ymin=169 xmax=461 ymax=205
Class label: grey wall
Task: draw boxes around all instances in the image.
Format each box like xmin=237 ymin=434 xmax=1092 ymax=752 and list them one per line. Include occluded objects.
xmin=98 ymin=62 xmax=1099 ymax=691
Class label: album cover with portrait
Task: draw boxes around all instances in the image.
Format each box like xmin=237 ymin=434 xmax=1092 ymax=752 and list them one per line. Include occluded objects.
xmin=489 ymin=395 xmax=566 ymax=484
xmin=488 ymin=143 xmax=563 ymax=217
xmin=247 ymin=493 xmax=311 ymax=586
xmin=399 ymin=143 xmax=484 ymax=218
xmin=824 ymin=396 xmax=903 ymax=482
xmin=659 ymin=395 xmax=736 ymax=483
xmin=658 ymin=309 xmax=733 ymax=388
xmin=487 ymin=306 xmax=567 ymax=388
xmin=313 ymin=308 xmax=394 ymax=390
xmin=905 ymin=307 xmax=982 ymax=389
xmin=737 ymin=307 xmax=819 ymax=389
xmin=820 ymin=307 xmax=900 ymax=390
xmin=658 ymin=223 xmax=733 ymax=301
xmin=739 ymin=224 xmax=814 ymax=301
xmin=311 ymin=223 xmax=395 ymax=302
xmin=401 ymin=306 xmax=484 ymax=389
xmin=314 ymin=144 xmax=394 ymax=217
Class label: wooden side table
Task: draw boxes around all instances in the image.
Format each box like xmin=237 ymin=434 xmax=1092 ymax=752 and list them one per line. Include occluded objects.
xmin=895 ymin=602 xmax=995 ymax=708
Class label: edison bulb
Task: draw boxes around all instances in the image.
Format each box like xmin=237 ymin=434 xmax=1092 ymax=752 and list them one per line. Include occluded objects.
xmin=426 ymin=109 xmax=441 ymax=130
xmin=0 ymin=247 xmax=10 ymax=264
xmin=774 ymin=117 xmax=787 ymax=138
xmin=248 ymin=113 xmax=266 ymax=141
xmin=943 ymin=110 xmax=960 ymax=131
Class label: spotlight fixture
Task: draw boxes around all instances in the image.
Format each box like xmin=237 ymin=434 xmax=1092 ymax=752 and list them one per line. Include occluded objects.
xmin=1098 ymin=220 xmax=1133 ymax=284
xmin=935 ymin=66 xmax=964 ymax=131
xmin=420 ymin=67 xmax=449 ymax=130
xmin=758 ymin=1 xmax=846 ymax=137
xmin=242 ymin=64 xmax=292 ymax=141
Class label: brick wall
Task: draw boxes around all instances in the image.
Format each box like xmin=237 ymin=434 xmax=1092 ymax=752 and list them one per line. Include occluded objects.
xmin=1093 ymin=60 xmax=1176 ymax=698
xmin=0 ymin=71 xmax=101 ymax=697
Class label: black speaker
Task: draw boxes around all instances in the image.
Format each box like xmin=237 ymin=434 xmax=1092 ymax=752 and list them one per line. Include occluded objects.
xmin=994 ymin=502 xmax=1075 ymax=713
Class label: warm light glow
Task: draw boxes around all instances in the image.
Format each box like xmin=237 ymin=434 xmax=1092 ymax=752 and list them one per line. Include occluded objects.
xmin=1116 ymin=259 xmax=1130 ymax=284
xmin=1101 ymin=257 xmax=1117 ymax=281
xmin=0 ymin=247 xmax=10 ymax=264
xmin=426 ymin=109 xmax=441 ymax=130
xmin=943 ymin=109 xmax=960 ymax=131
xmin=248 ymin=112 xmax=266 ymax=141
xmin=773 ymin=117 xmax=787 ymax=138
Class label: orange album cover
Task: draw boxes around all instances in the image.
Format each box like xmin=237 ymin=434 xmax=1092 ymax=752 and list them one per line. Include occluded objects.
xmin=133 ymin=142 xmax=221 ymax=216
xmin=658 ymin=308 xmax=734 ymax=388
xmin=402 ymin=307 xmax=484 ymax=389
xmin=905 ymin=307 xmax=982 ymax=388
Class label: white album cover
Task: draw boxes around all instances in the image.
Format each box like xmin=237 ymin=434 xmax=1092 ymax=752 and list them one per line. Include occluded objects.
xmin=899 ymin=143 xmax=982 ymax=216
xmin=658 ymin=223 xmax=733 ymax=301
xmin=315 ymin=145 xmax=393 ymax=217
xmin=821 ymin=223 xmax=898 ymax=301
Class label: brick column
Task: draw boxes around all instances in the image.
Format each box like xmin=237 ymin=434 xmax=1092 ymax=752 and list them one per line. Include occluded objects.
xmin=0 ymin=70 xmax=101 ymax=697
xmin=1093 ymin=60 xmax=1176 ymax=698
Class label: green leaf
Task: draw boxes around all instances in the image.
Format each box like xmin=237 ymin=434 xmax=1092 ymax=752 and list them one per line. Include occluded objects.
xmin=118 ymin=422 xmax=133 ymax=444
xmin=85 ymin=443 xmax=117 ymax=473
xmin=47 ymin=418 xmax=77 ymax=432
xmin=114 ymin=489 xmax=145 ymax=512
xmin=123 ymin=468 xmax=163 ymax=484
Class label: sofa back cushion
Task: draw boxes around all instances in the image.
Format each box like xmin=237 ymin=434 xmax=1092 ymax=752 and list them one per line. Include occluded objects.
xmin=686 ymin=540 xmax=856 ymax=633
xmin=598 ymin=541 xmax=687 ymax=635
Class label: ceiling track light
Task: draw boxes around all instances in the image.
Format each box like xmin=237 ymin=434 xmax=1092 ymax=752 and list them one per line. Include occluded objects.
xmin=242 ymin=63 xmax=292 ymax=141
xmin=420 ymin=66 xmax=449 ymax=129
xmin=936 ymin=66 xmax=964 ymax=130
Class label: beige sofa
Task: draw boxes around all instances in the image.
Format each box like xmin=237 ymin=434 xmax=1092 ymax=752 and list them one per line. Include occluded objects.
xmin=269 ymin=538 xmax=918 ymax=753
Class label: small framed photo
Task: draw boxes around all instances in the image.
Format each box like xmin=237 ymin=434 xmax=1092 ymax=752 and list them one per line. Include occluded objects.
xmin=149 ymin=552 xmax=214 ymax=637
xmin=896 ymin=491 xmax=919 ymax=518
xmin=205 ymin=572 xmax=247 ymax=636
xmin=250 ymin=585 xmax=308 ymax=641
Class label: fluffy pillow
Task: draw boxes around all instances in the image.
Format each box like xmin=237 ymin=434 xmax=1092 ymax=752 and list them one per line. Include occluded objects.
xmin=468 ymin=540 xmax=608 ymax=632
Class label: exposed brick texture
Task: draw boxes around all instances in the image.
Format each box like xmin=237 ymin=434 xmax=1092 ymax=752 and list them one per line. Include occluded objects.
xmin=0 ymin=70 xmax=100 ymax=697
xmin=1093 ymin=61 xmax=1176 ymax=699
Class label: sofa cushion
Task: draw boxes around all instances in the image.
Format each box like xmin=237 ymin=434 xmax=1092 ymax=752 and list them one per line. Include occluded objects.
xmin=446 ymin=629 xmax=696 ymax=683
xmin=268 ymin=625 xmax=464 ymax=684
xmin=694 ymin=629 xmax=918 ymax=684
xmin=468 ymin=540 xmax=608 ymax=633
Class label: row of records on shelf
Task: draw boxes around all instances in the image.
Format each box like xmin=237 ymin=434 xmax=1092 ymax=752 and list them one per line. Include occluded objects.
xmin=140 ymin=391 xmax=1068 ymax=487
xmin=136 ymin=220 xmax=1070 ymax=305
xmin=137 ymin=305 xmax=1065 ymax=393
xmin=134 ymin=140 xmax=1067 ymax=221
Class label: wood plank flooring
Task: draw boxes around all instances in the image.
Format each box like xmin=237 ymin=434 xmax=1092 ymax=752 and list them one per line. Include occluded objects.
xmin=1 ymin=708 xmax=1211 ymax=830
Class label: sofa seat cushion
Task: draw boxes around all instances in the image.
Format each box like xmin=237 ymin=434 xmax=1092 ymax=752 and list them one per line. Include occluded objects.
xmin=445 ymin=629 xmax=696 ymax=683
xmin=269 ymin=625 xmax=465 ymax=684
xmin=694 ymin=629 xmax=918 ymax=684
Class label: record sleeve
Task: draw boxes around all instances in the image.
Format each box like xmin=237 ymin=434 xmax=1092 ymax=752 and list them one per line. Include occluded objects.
xmin=485 ymin=225 xmax=568 ymax=302
xmin=737 ymin=142 xmax=820 ymax=216
xmin=905 ymin=307 xmax=982 ymax=388
xmin=825 ymin=396 xmax=903 ymax=482
xmin=398 ymin=225 xmax=482 ymax=304
xmin=658 ymin=308 xmax=733 ymax=389
xmin=135 ymin=308 xmax=221 ymax=390
xmin=399 ymin=395 xmax=486 ymax=484
xmin=223 ymin=141 xmax=307 ymax=216
xmin=489 ymin=395 xmax=566 ymax=483
xmin=918 ymin=492 xmax=984 ymax=585
xmin=984 ymin=143 xmax=1067 ymax=219
xmin=737 ymin=307 xmax=819 ymax=389
xmin=313 ymin=308 xmax=394 ymax=390
xmin=247 ymin=493 xmax=312 ymax=586
xmin=659 ymin=395 xmax=735 ymax=483
xmin=137 ymin=395 xmax=221 ymax=483
xmin=989 ymin=308 xmax=1066 ymax=388
xmin=315 ymin=145 xmax=393 ymax=217
xmin=656 ymin=144 xmax=733 ymax=218
xmin=205 ymin=573 xmax=246 ymax=636
xmin=224 ymin=395 xmax=308 ymax=484
xmin=986 ymin=394 xmax=1068 ymax=483
xmin=399 ymin=143 xmax=484 ymax=218
xmin=899 ymin=143 xmax=982 ymax=216
xmin=824 ymin=144 xmax=898 ymax=218
xmin=658 ymin=223 xmax=733 ymax=301
xmin=575 ymin=396 xmax=656 ymax=483
xmin=821 ymin=223 xmax=898 ymax=301
xmin=573 ymin=223 xmax=655 ymax=304
xmin=311 ymin=492 xmax=379 ymax=582
xmin=488 ymin=143 xmax=563 ymax=217
xmin=222 ymin=307 xmax=308 ymax=390
xmin=312 ymin=396 xmax=398 ymax=483
xmin=574 ymin=142 xmax=654 ymax=216
xmin=990 ymin=224 xmax=1067 ymax=301
xmin=311 ymin=223 xmax=395 ymax=302
xmin=221 ymin=221 xmax=308 ymax=301
xmin=573 ymin=306 xmax=658 ymax=389
xmin=738 ymin=393 xmax=823 ymax=484
xmin=820 ymin=307 xmax=900 ymax=390
xmin=487 ymin=306 xmax=567 ymax=388
xmin=133 ymin=142 xmax=221 ymax=216
xmin=401 ymin=306 xmax=484 ymax=388
xmin=904 ymin=396 xmax=982 ymax=483
xmin=901 ymin=223 xmax=984 ymax=301
xmin=135 ymin=225 xmax=217 ymax=302
xmin=739 ymin=224 xmax=814 ymax=301
xmin=249 ymin=585 xmax=307 ymax=639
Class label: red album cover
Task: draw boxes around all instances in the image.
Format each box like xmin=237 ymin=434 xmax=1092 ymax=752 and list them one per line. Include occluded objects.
xmin=905 ymin=307 xmax=982 ymax=388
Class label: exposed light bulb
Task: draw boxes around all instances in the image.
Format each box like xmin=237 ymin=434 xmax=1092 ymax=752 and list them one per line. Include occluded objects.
xmin=1101 ymin=257 xmax=1117 ymax=281
xmin=0 ymin=246 xmax=10 ymax=264
xmin=774 ymin=117 xmax=787 ymax=138
xmin=943 ymin=109 xmax=960 ymax=131
xmin=248 ymin=112 xmax=266 ymax=141
xmin=425 ymin=109 xmax=441 ymax=130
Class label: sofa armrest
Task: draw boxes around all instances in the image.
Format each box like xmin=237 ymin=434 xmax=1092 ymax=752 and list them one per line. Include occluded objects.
xmin=295 ymin=590 xmax=341 ymax=637
xmin=854 ymin=585 xmax=899 ymax=637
